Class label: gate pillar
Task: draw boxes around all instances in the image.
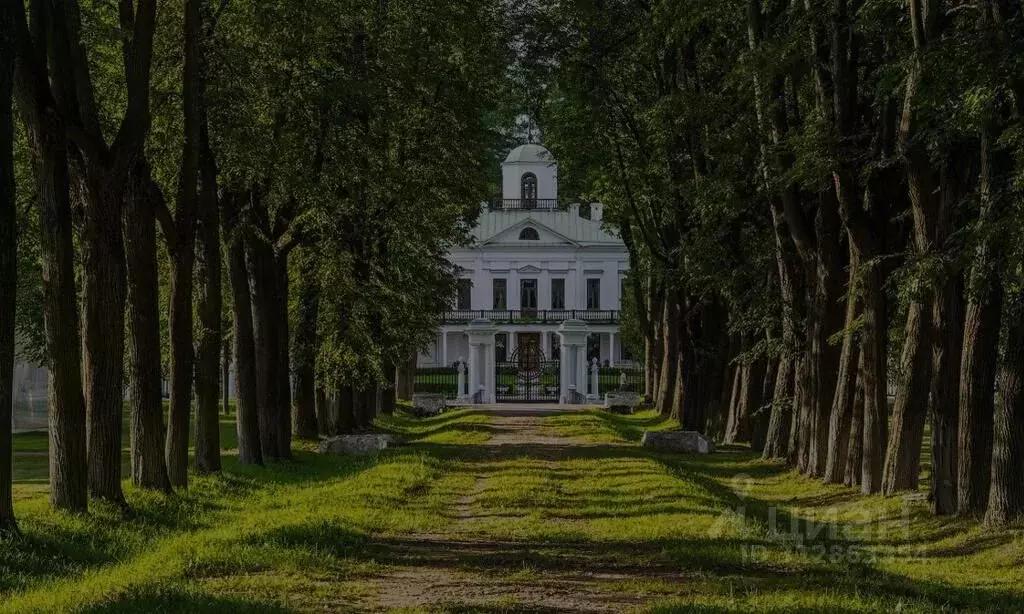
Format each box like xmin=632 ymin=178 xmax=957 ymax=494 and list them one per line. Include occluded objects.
xmin=558 ymin=319 xmax=590 ymax=404
xmin=466 ymin=318 xmax=497 ymax=404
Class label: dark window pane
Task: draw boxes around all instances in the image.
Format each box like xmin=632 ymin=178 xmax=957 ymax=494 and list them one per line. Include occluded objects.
xmin=518 ymin=227 xmax=539 ymax=240
xmin=587 ymin=279 xmax=601 ymax=310
xmin=456 ymin=279 xmax=472 ymax=310
xmin=551 ymin=278 xmax=565 ymax=309
xmin=521 ymin=279 xmax=537 ymax=311
xmin=493 ymin=279 xmax=507 ymax=310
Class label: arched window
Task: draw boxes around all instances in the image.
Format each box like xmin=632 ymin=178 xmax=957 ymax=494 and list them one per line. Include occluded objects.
xmin=521 ymin=172 xmax=538 ymax=208
xmin=519 ymin=227 xmax=540 ymax=240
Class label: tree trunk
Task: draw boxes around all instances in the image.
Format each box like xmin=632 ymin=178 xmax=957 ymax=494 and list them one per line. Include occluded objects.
xmin=882 ymin=296 xmax=933 ymax=494
xmin=166 ymin=246 xmax=195 ymax=487
xmin=956 ymin=126 xmax=1006 ymax=516
xmin=657 ymin=298 xmax=678 ymax=416
xmin=859 ymin=261 xmax=888 ymax=495
xmin=824 ymin=269 xmax=859 ymax=484
xmin=719 ymin=358 xmax=741 ymax=442
xmin=292 ymin=253 xmax=319 ymax=437
xmin=225 ymin=206 xmax=262 ymax=465
xmin=335 ymin=385 xmax=357 ymax=434
xmin=381 ymin=361 xmax=397 ymax=415
xmin=957 ymin=287 xmax=1002 ymax=515
xmin=727 ymin=347 xmax=765 ymax=445
xmin=80 ymin=173 xmax=128 ymax=505
xmin=275 ymin=254 xmax=292 ymax=459
xmin=248 ymin=240 xmax=281 ymax=461
xmin=0 ymin=10 xmax=17 ymax=529
xmin=315 ymin=387 xmax=329 ymax=436
xmin=124 ymin=163 xmax=171 ymax=492
xmin=166 ymin=0 xmax=203 ymax=488
xmin=985 ymin=292 xmax=1024 ymax=526
xmin=762 ymin=356 xmax=793 ymax=459
xmin=845 ymin=361 xmax=865 ymax=488
xmin=787 ymin=355 xmax=805 ymax=464
xmin=21 ymin=104 xmax=89 ymax=513
xmin=193 ymin=129 xmax=221 ymax=474
xmin=930 ymin=278 xmax=963 ymax=515
xmin=222 ymin=335 xmax=231 ymax=415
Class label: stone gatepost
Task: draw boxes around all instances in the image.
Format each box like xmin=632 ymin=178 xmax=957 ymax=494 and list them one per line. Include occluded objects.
xmin=558 ymin=319 xmax=590 ymax=404
xmin=466 ymin=318 xmax=497 ymax=404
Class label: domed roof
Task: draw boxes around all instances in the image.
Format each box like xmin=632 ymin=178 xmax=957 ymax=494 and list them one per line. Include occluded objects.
xmin=504 ymin=143 xmax=555 ymax=164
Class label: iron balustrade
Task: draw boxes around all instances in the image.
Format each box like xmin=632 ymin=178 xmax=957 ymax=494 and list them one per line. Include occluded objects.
xmin=491 ymin=198 xmax=560 ymax=211
xmin=442 ymin=309 xmax=620 ymax=325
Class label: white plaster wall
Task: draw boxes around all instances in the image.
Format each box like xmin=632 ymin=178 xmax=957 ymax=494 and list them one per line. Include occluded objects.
xmin=502 ymin=162 xmax=558 ymax=201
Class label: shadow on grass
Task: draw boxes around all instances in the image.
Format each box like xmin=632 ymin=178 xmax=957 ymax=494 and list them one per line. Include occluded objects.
xmin=79 ymin=587 xmax=291 ymax=613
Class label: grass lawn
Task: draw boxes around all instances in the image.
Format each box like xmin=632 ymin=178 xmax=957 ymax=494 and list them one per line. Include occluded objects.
xmin=3 ymin=407 xmax=1022 ymax=612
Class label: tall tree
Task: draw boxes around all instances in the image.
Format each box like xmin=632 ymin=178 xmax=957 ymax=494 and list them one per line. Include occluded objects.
xmin=13 ymin=0 xmax=89 ymax=513
xmin=0 ymin=0 xmax=18 ymax=532
xmin=160 ymin=0 xmax=203 ymax=487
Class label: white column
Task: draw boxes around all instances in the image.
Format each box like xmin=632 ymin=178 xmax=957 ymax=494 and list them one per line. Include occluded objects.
xmin=468 ymin=343 xmax=480 ymax=402
xmin=509 ymin=330 xmax=518 ymax=358
xmin=442 ymin=333 xmax=449 ymax=367
xmin=543 ymin=331 xmax=551 ymax=359
xmin=590 ymin=358 xmax=600 ymax=399
xmin=484 ymin=340 xmax=496 ymax=403
xmin=610 ymin=331 xmax=618 ymax=364
xmin=577 ymin=345 xmax=588 ymax=401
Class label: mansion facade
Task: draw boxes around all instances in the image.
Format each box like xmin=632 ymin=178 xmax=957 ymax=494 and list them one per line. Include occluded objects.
xmin=418 ymin=144 xmax=632 ymax=404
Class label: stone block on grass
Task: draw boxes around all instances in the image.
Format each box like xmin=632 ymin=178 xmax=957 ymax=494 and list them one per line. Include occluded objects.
xmin=410 ymin=393 xmax=447 ymax=417
xmin=318 ymin=433 xmax=402 ymax=456
xmin=604 ymin=392 xmax=641 ymax=414
xmin=640 ymin=430 xmax=714 ymax=454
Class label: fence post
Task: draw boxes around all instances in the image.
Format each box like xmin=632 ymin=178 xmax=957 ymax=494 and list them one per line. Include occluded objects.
xmin=590 ymin=358 xmax=600 ymax=401
xmin=456 ymin=357 xmax=467 ymax=403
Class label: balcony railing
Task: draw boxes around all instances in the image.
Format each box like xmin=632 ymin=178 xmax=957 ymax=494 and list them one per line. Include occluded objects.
xmin=491 ymin=198 xmax=560 ymax=211
xmin=443 ymin=309 xmax=620 ymax=325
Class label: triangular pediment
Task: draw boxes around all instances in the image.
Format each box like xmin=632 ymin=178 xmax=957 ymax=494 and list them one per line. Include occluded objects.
xmin=517 ymin=264 xmax=542 ymax=274
xmin=479 ymin=216 xmax=580 ymax=247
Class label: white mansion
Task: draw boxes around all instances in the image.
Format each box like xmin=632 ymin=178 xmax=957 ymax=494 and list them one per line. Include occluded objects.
xmin=418 ymin=143 xmax=631 ymax=404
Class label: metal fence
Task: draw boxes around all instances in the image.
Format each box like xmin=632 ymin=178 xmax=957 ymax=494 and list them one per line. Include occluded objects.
xmin=413 ymin=366 xmax=462 ymax=400
xmin=595 ymin=367 xmax=645 ymax=396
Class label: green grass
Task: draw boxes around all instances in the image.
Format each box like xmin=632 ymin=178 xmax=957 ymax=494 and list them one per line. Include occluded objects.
xmin=4 ymin=407 xmax=1023 ymax=613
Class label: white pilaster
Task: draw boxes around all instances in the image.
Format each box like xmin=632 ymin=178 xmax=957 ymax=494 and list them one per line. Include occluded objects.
xmin=442 ymin=333 xmax=449 ymax=367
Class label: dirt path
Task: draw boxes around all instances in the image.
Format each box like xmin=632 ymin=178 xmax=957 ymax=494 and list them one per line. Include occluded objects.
xmin=366 ymin=406 xmax=683 ymax=613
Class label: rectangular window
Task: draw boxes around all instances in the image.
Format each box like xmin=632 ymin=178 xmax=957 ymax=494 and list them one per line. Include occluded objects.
xmin=456 ymin=279 xmax=472 ymax=310
xmin=586 ymin=278 xmax=601 ymax=310
xmin=551 ymin=278 xmax=565 ymax=310
xmin=520 ymin=279 xmax=538 ymax=311
xmin=492 ymin=279 xmax=507 ymax=310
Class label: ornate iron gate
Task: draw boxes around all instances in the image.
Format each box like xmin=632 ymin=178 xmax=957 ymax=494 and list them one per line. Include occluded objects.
xmin=495 ymin=343 xmax=559 ymax=403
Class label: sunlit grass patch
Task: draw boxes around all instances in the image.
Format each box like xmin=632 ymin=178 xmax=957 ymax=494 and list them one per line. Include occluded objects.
xmin=542 ymin=408 xmax=675 ymax=443
xmin=377 ymin=408 xmax=493 ymax=445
